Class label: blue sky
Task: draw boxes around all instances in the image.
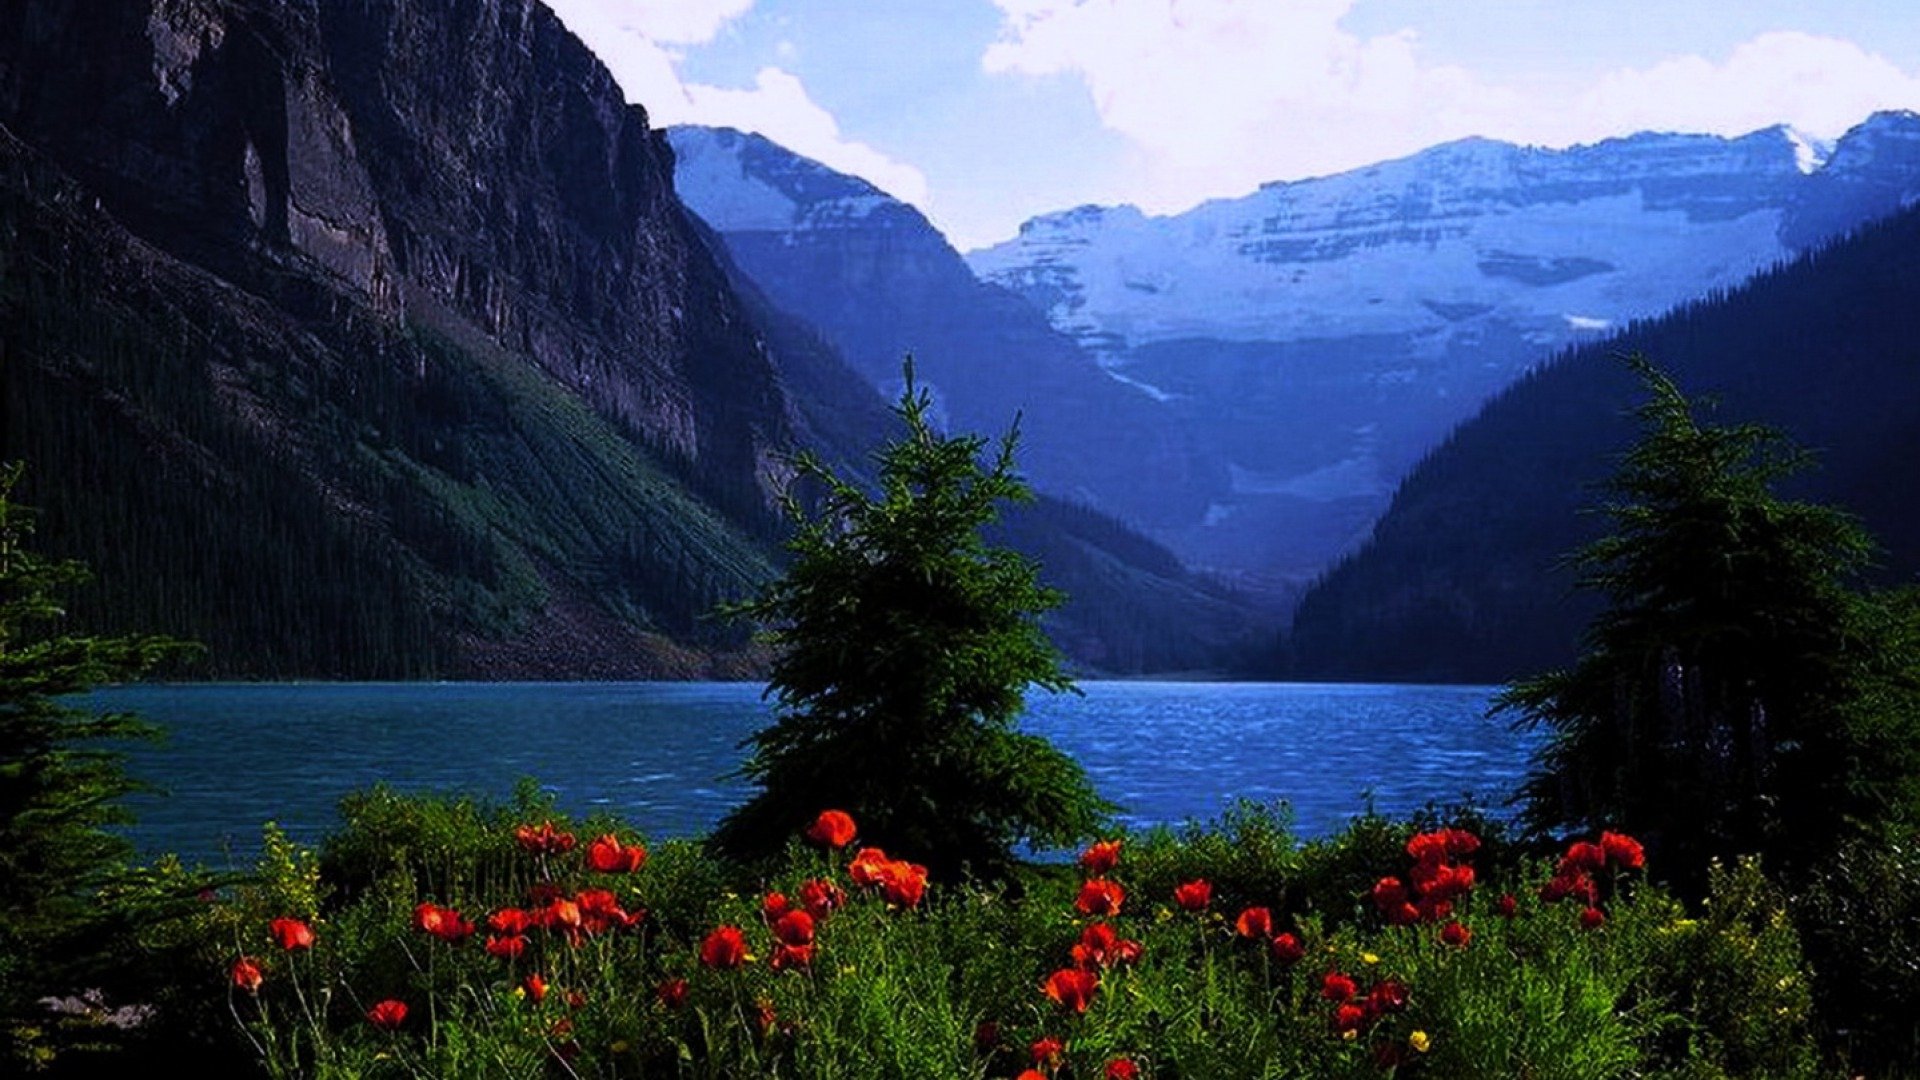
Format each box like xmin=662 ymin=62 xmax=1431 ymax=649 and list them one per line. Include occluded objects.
xmin=541 ymin=1 xmax=1920 ymax=249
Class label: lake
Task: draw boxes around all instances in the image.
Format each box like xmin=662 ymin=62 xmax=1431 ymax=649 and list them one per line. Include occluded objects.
xmin=92 ymin=681 xmax=1534 ymax=865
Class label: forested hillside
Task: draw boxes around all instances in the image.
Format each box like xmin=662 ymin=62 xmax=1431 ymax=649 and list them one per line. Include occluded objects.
xmin=1283 ymin=204 xmax=1920 ymax=682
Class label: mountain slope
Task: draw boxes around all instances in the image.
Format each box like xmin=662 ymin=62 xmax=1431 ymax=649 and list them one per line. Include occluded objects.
xmin=0 ymin=0 xmax=1255 ymax=677
xmin=969 ymin=115 xmax=1920 ymax=584
xmin=1282 ymin=204 xmax=1920 ymax=682
xmin=0 ymin=0 xmax=822 ymax=677
xmin=673 ymin=130 xmax=1265 ymax=672
xmin=667 ymin=125 xmax=1224 ymax=538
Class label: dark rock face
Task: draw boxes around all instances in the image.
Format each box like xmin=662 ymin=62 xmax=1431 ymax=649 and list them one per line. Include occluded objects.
xmin=0 ymin=0 xmax=834 ymax=676
xmin=3 ymin=0 xmax=792 ymax=525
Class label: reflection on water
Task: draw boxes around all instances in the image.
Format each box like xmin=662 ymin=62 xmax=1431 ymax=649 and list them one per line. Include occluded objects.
xmin=89 ymin=681 xmax=1532 ymax=865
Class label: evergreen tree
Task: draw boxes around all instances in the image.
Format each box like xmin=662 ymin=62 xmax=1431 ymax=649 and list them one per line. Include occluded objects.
xmin=0 ymin=463 xmax=186 ymax=1058
xmin=1499 ymin=357 xmax=1920 ymax=884
xmin=712 ymin=366 xmax=1110 ymax=877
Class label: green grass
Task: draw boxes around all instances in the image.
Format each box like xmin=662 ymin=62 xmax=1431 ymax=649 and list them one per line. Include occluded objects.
xmin=125 ymin=790 xmax=1835 ymax=1079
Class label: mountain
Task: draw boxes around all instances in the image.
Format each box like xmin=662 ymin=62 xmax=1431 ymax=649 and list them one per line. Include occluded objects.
xmin=0 ymin=0 xmax=1253 ymax=678
xmin=0 ymin=0 xmax=811 ymax=677
xmin=1281 ymin=202 xmax=1920 ymax=683
xmin=969 ymin=115 xmax=1920 ymax=585
xmin=666 ymin=125 xmax=1225 ymax=541
xmin=668 ymin=126 xmax=1264 ymax=669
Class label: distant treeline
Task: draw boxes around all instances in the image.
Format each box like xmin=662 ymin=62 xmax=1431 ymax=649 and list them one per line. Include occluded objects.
xmin=1282 ymin=204 xmax=1920 ymax=682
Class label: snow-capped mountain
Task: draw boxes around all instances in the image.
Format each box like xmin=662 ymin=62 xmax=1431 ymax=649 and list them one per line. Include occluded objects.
xmin=965 ymin=112 xmax=1920 ymax=581
xmin=667 ymin=125 xmax=1223 ymax=544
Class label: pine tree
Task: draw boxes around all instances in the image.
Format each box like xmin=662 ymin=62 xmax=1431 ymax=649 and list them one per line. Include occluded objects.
xmin=712 ymin=366 xmax=1109 ymax=877
xmin=0 ymin=462 xmax=186 ymax=1054
xmin=1499 ymin=357 xmax=1920 ymax=884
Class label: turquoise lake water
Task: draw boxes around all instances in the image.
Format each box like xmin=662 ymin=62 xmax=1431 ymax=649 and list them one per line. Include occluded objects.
xmin=87 ymin=681 xmax=1533 ymax=864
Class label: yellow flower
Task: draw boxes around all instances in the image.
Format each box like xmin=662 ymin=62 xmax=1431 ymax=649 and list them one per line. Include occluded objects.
xmin=1361 ymin=952 xmax=1380 ymax=965
xmin=1409 ymin=1031 xmax=1431 ymax=1053
xmin=611 ymin=1041 xmax=630 ymax=1054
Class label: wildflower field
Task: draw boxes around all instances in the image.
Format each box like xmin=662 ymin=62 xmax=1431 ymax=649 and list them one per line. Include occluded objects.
xmin=178 ymin=789 xmax=1821 ymax=1079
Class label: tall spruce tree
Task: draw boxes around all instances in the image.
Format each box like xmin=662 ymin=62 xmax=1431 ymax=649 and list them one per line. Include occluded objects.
xmin=712 ymin=365 xmax=1109 ymax=877
xmin=1499 ymin=357 xmax=1920 ymax=884
xmin=0 ymin=463 xmax=185 ymax=1056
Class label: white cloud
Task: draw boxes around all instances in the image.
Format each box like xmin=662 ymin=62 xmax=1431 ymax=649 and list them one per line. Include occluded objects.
xmin=982 ymin=2 xmax=1920 ymax=217
xmin=983 ymin=0 xmax=1518 ymax=211
xmin=538 ymin=0 xmax=927 ymax=205
xmin=1573 ymin=33 xmax=1920 ymax=143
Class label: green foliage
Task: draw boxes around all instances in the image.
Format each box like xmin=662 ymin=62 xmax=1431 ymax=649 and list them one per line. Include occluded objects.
xmin=1498 ymin=356 xmax=1920 ymax=885
xmin=713 ymin=364 xmax=1110 ymax=876
xmin=1792 ymin=828 xmax=1920 ymax=1073
xmin=170 ymin=786 xmax=1832 ymax=1078
xmin=0 ymin=463 xmax=192 ymax=1067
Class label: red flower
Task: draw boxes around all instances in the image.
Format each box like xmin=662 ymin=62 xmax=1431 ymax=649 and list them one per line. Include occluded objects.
xmin=770 ymin=942 xmax=815 ymax=971
xmin=802 ymin=876 xmax=848 ymax=914
xmin=1366 ymin=979 xmax=1409 ymax=1013
xmin=773 ymin=909 xmax=816 ymax=947
xmin=488 ymin=908 xmax=534 ymax=935
xmin=1113 ymin=937 xmax=1144 ymax=965
xmin=1235 ymin=906 xmax=1273 ymax=939
xmin=1271 ymin=932 xmax=1305 ymax=966
xmin=542 ymin=897 xmax=583 ymax=934
xmin=1405 ymin=831 xmax=1450 ymax=867
xmin=700 ymin=925 xmax=748 ymax=969
xmin=1075 ymin=878 xmax=1126 ymax=917
xmin=1444 ymin=828 xmax=1481 ymax=856
xmin=1580 ymin=906 xmax=1607 ymax=930
xmin=1439 ymin=920 xmax=1472 ymax=948
xmin=800 ymin=878 xmax=846 ymax=918
xmin=849 ymin=847 xmax=892 ymax=888
xmin=586 ymin=834 xmax=647 ymax=874
xmin=269 ymin=917 xmax=314 ymax=952
xmin=1106 ymin=1058 xmax=1140 ymax=1079
xmin=1321 ymin=972 xmax=1357 ymax=1001
xmin=1385 ymin=901 xmax=1421 ymax=926
xmin=1560 ymin=841 xmax=1606 ymax=875
xmin=1017 ymin=1072 xmax=1047 ymax=1080
xmin=762 ymin=891 xmax=791 ymax=922
xmin=1416 ymin=896 xmax=1455 ymax=924
xmin=1540 ymin=871 xmax=1597 ymax=905
xmin=656 ymin=978 xmax=688 ymax=1009
xmin=575 ymin=888 xmax=643 ymax=934
xmin=414 ymin=902 xmax=475 ymax=944
xmin=1032 ymin=1035 xmax=1065 ymax=1065
xmin=879 ymin=860 xmax=929 ymax=908
xmin=1600 ymin=831 xmax=1645 ymax=871
xmin=1074 ymin=921 xmax=1119 ymax=969
xmin=1079 ymin=838 xmax=1122 ymax=875
xmin=525 ymin=973 xmax=549 ymax=1002
xmin=1371 ymin=876 xmax=1409 ymax=911
xmin=1045 ymin=967 xmax=1100 ymax=1014
xmin=1494 ymin=893 xmax=1519 ymax=917
xmin=366 ymin=999 xmax=407 ymax=1031
xmin=485 ymin=934 xmax=528 ymax=959
xmin=230 ymin=956 xmax=264 ymax=993
xmin=1332 ymin=1003 xmax=1369 ymax=1033
xmin=515 ymin=821 xmax=576 ymax=855
xmin=1172 ymin=879 xmax=1212 ymax=912
xmin=566 ymin=989 xmax=588 ymax=1010
xmin=806 ymin=809 xmax=858 ymax=848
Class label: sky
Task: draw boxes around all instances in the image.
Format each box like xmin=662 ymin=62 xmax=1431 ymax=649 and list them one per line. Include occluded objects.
xmin=540 ymin=0 xmax=1920 ymax=250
